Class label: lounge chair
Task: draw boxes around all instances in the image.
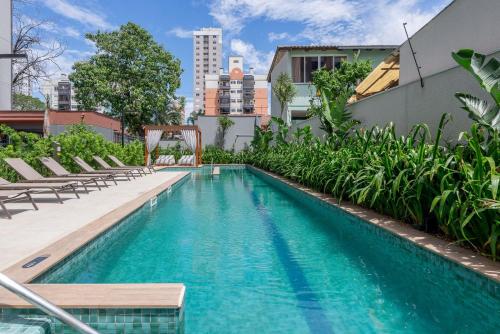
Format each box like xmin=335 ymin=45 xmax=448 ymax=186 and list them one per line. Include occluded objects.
xmin=108 ymin=155 xmax=154 ymax=173
xmin=92 ymin=156 xmax=144 ymax=176
xmin=0 ymin=189 xmax=38 ymax=219
xmin=72 ymin=156 xmax=134 ymax=181
xmin=178 ymin=155 xmax=195 ymax=166
xmin=0 ymin=177 xmax=79 ymax=202
xmin=39 ymin=157 xmax=118 ymax=186
xmin=3 ymin=158 xmax=98 ymax=193
xmin=155 ymin=155 xmax=175 ymax=166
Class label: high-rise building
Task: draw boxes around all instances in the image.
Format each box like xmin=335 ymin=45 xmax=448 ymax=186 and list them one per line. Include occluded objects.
xmin=192 ymin=28 xmax=222 ymax=114
xmin=204 ymin=56 xmax=268 ymax=116
xmin=41 ymin=74 xmax=79 ymax=111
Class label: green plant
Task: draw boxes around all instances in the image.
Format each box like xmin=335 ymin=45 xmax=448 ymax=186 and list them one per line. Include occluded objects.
xmin=452 ymin=49 xmax=499 ymax=131
xmin=216 ymin=116 xmax=235 ymax=148
xmin=272 ymin=72 xmax=297 ymax=123
xmin=308 ymin=56 xmax=371 ymax=136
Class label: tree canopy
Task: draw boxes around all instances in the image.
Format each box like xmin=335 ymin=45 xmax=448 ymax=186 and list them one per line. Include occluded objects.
xmin=69 ymin=22 xmax=182 ymax=135
xmin=12 ymin=93 xmax=45 ymax=110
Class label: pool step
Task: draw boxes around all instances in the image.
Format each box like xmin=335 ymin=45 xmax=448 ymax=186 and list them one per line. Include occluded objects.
xmin=0 ymin=315 xmax=51 ymax=334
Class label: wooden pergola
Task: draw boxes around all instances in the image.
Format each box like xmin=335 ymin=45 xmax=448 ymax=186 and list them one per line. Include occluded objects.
xmin=143 ymin=125 xmax=202 ymax=166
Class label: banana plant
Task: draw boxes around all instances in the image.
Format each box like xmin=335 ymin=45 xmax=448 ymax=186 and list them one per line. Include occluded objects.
xmin=452 ymin=49 xmax=499 ymax=131
xmin=320 ymin=86 xmax=360 ymax=139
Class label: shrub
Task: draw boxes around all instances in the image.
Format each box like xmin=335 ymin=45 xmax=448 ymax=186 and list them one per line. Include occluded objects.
xmin=0 ymin=124 xmax=144 ymax=180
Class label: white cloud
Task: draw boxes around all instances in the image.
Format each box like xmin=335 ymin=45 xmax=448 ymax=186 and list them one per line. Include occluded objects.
xmin=268 ymin=32 xmax=293 ymax=42
xmin=183 ymin=97 xmax=193 ymax=124
xmin=42 ymin=0 xmax=113 ymax=30
xmin=167 ymin=27 xmax=193 ymax=39
xmin=209 ymin=0 xmax=451 ymax=45
xmin=230 ymin=39 xmax=273 ymax=74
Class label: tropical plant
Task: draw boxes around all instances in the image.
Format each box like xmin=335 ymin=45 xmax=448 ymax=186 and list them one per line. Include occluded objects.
xmin=69 ymin=22 xmax=182 ymax=135
xmin=272 ymin=72 xmax=297 ymax=123
xmin=452 ymin=49 xmax=499 ymax=131
xmin=216 ymin=116 xmax=235 ymax=148
xmin=309 ymin=56 xmax=371 ymax=136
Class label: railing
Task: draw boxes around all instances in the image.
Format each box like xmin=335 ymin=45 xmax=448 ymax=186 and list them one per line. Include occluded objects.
xmin=0 ymin=273 xmax=99 ymax=334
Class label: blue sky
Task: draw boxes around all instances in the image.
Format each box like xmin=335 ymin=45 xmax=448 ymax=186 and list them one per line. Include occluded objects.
xmin=18 ymin=0 xmax=452 ymax=115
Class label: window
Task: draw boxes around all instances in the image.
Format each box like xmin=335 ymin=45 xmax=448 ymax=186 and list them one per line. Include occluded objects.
xmin=292 ymin=57 xmax=304 ymax=83
xmin=320 ymin=56 xmax=333 ymax=70
xmin=304 ymin=57 xmax=319 ymax=82
xmin=334 ymin=56 xmax=347 ymax=69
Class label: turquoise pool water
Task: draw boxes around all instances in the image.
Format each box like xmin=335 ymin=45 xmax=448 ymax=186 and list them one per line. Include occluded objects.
xmin=40 ymin=167 xmax=499 ymax=333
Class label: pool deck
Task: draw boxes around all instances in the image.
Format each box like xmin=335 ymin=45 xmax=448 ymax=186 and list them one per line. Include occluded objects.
xmin=0 ymin=169 xmax=187 ymax=273
xmin=0 ymin=169 xmax=188 ymax=314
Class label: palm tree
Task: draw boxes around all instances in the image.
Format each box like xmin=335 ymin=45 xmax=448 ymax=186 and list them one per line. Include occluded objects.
xmin=272 ymin=73 xmax=297 ymax=124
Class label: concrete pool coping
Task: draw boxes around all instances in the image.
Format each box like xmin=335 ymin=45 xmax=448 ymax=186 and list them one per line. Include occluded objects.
xmin=0 ymin=170 xmax=189 ymax=310
xmin=247 ymin=165 xmax=500 ymax=283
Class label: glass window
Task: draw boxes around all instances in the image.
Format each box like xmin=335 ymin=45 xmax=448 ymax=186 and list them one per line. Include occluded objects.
xmin=304 ymin=57 xmax=319 ymax=82
xmin=320 ymin=56 xmax=333 ymax=70
xmin=334 ymin=56 xmax=347 ymax=69
xmin=291 ymin=57 xmax=304 ymax=83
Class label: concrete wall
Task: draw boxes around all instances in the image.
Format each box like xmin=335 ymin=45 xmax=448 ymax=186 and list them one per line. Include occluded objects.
xmin=400 ymin=0 xmax=500 ymax=85
xmin=195 ymin=115 xmax=260 ymax=151
xmin=0 ymin=0 xmax=12 ymax=109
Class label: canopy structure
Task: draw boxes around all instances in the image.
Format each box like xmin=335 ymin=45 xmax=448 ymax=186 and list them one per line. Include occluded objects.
xmin=143 ymin=125 xmax=202 ymax=166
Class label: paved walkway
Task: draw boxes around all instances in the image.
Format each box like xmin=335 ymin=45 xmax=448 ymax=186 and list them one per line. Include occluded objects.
xmin=0 ymin=171 xmax=184 ymax=271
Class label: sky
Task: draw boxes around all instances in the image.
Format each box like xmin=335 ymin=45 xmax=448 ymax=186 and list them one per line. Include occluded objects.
xmin=18 ymin=0 xmax=452 ymax=117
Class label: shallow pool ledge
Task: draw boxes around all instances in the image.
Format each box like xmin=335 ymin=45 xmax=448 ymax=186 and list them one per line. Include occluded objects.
xmin=0 ymin=284 xmax=185 ymax=332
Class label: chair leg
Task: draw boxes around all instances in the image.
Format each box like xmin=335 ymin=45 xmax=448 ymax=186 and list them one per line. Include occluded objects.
xmin=26 ymin=193 xmax=38 ymax=211
xmin=94 ymin=179 xmax=101 ymax=191
xmin=71 ymin=185 xmax=80 ymax=199
xmin=0 ymin=200 xmax=12 ymax=219
xmin=51 ymin=188 xmax=64 ymax=204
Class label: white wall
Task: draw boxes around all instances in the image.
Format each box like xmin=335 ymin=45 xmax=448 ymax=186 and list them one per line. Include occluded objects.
xmin=269 ymin=52 xmax=290 ymax=118
xmin=0 ymin=0 xmax=12 ymax=109
xmin=400 ymin=0 xmax=500 ymax=85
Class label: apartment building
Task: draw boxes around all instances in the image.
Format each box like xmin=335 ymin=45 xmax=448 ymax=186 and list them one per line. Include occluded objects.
xmin=193 ymin=28 xmax=223 ymax=113
xmin=204 ymin=56 xmax=268 ymax=116
xmin=41 ymin=74 xmax=79 ymax=111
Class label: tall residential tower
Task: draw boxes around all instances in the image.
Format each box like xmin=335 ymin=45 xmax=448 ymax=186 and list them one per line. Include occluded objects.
xmin=192 ymin=28 xmax=222 ymax=114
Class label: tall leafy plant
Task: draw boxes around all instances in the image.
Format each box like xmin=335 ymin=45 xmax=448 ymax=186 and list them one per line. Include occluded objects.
xmin=452 ymin=49 xmax=499 ymax=131
xmin=272 ymin=73 xmax=297 ymax=124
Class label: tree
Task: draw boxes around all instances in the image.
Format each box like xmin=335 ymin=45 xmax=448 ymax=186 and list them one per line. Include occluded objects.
xmin=12 ymin=93 xmax=45 ymax=110
xmin=309 ymin=55 xmax=372 ymax=136
xmin=272 ymin=73 xmax=297 ymax=124
xmin=216 ymin=116 xmax=234 ymax=148
xmin=12 ymin=1 xmax=65 ymax=92
xmin=69 ymin=22 xmax=182 ymax=135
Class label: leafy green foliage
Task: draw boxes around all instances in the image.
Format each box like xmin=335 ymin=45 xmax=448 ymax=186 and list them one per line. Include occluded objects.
xmin=272 ymin=72 xmax=297 ymax=122
xmin=0 ymin=124 xmax=144 ymax=181
xmin=309 ymin=57 xmax=371 ymax=136
xmin=452 ymin=49 xmax=499 ymax=131
xmin=216 ymin=116 xmax=235 ymax=148
xmin=70 ymin=22 xmax=182 ymax=135
xmin=12 ymin=93 xmax=45 ymax=110
xmin=240 ymin=115 xmax=499 ymax=259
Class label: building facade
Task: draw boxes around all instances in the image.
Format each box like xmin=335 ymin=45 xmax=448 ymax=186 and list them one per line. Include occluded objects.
xmin=204 ymin=56 xmax=268 ymax=116
xmin=193 ymin=28 xmax=222 ymax=114
xmin=41 ymin=74 xmax=79 ymax=111
xmin=267 ymin=45 xmax=397 ymax=121
xmin=0 ymin=0 xmax=12 ymax=110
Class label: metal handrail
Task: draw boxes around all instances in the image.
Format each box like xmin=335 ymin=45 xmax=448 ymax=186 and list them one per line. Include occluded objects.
xmin=0 ymin=273 xmax=99 ymax=334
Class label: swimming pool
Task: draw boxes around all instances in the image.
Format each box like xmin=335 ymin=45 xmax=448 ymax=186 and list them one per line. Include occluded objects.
xmin=37 ymin=166 xmax=499 ymax=333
